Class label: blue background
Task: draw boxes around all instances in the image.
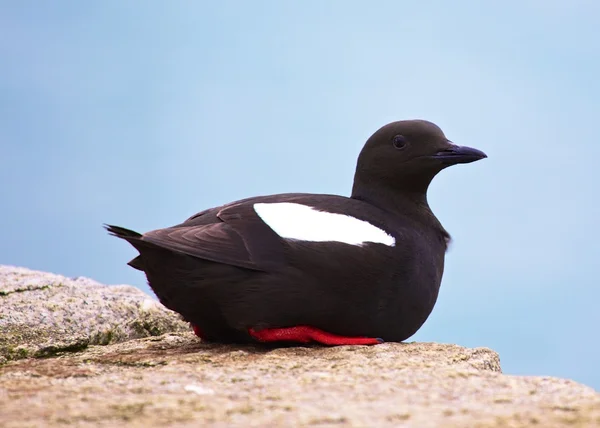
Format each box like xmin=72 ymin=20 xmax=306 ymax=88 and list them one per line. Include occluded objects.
xmin=2 ymin=2 xmax=598 ymax=389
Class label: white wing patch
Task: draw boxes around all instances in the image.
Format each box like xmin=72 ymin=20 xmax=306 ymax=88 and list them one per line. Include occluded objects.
xmin=253 ymin=202 xmax=395 ymax=247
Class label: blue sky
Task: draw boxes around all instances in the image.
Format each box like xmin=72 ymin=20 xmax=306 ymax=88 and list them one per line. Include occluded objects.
xmin=2 ymin=1 xmax=599 ymax=389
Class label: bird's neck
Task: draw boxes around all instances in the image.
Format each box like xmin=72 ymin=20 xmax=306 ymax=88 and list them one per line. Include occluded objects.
xmin=351 ymin=176 xmax=447 ymax=235
xmin=351 ymin=175 xmax=428 ymax=209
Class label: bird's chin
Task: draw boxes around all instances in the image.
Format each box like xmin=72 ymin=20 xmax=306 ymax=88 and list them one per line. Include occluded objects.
xmin=430 ymin=145 xmax=487 ymax=165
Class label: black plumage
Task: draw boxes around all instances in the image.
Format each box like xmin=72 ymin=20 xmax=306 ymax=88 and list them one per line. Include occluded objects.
xmin=107 ymin=120 xmax=486 ymax=344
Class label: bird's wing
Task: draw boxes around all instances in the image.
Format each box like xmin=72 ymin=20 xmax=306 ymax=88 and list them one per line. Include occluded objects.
xmin=140 ymin=199 xmax=287 ymax=272
xmin=141 ymin=193 xmax=396 ymax=272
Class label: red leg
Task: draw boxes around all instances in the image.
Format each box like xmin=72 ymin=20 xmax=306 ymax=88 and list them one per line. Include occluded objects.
xmin=248 ymin=325 xmax=383 ymax=346
xmin=191 ymin=323 xmax=206 ymax=340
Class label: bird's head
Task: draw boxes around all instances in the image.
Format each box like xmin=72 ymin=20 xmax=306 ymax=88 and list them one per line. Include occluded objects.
xmin=353 ymin=120 xmax=487 ymax=195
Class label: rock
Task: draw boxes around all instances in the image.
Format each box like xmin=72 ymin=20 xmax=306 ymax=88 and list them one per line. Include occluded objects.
xmin=0 ymin=332 xmax=598 ymax=427
xmin=0 ymin=265 xmax=189 ymax=362
xmin=1 ymin=266 xmax=599 ymax=426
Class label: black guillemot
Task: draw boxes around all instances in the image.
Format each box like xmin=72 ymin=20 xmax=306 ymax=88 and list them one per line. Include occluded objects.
xmin=107 ymin=119 xmax=487 ymax=345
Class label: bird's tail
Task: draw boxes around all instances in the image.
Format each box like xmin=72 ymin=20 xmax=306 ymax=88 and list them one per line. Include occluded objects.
xmin=104 ymin=224 xmax=147 ymax=271
xmin=104 ymin=224 xmax=143 ymax=240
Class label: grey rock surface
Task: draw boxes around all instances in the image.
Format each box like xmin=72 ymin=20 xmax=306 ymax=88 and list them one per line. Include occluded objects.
xmin=0 ymin=332 xmax=598 ymax=427
xmin=0 ymin=265 xmax=189 ymax=362
xmin=1 ymin=266 xmax=599 ymax=427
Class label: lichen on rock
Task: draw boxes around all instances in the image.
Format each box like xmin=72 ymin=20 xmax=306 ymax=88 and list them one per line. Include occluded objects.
xmin=0 ymin=265 xmax=189 ymax=362
xmin=1 ymin=265 xmax=599 ymax=427
xmin=0 ymin=332 xmax=599 ymax=427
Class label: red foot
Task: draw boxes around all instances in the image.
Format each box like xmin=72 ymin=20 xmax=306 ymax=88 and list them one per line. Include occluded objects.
xmin=248 ymin=325 xmax=383 ymax=346
xmin=191 ymin=323 xmax=206 ymax=340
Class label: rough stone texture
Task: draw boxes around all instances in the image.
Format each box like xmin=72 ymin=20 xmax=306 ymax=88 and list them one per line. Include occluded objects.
xmin=0 ymin=265 xmax=189 ymax=362
xmin=1 ymin=265 xmax=599 ymax=427
xmin=0 ymin=332 xmax=598 ymax=428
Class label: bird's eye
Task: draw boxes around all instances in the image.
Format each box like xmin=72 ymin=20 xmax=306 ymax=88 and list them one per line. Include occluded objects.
xmin=392 ymin=135 xmax=407 ymax=149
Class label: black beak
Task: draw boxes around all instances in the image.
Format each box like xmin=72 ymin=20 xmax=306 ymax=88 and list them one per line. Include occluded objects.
xmin=432 ymin=145 xmax=487 ymax=165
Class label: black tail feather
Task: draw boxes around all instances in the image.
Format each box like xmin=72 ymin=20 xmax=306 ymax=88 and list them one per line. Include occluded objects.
xmin=104 ymin=224 xmax=143 ymax=240
xmin=127 ymin=256 xmax=145 ymax=271
xmin=105 ymin=224 xmax=146 ymax=270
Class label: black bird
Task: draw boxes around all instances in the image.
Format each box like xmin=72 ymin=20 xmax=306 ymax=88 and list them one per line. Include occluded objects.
xmin=106 ymin=120 xmax=486 ymax=345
